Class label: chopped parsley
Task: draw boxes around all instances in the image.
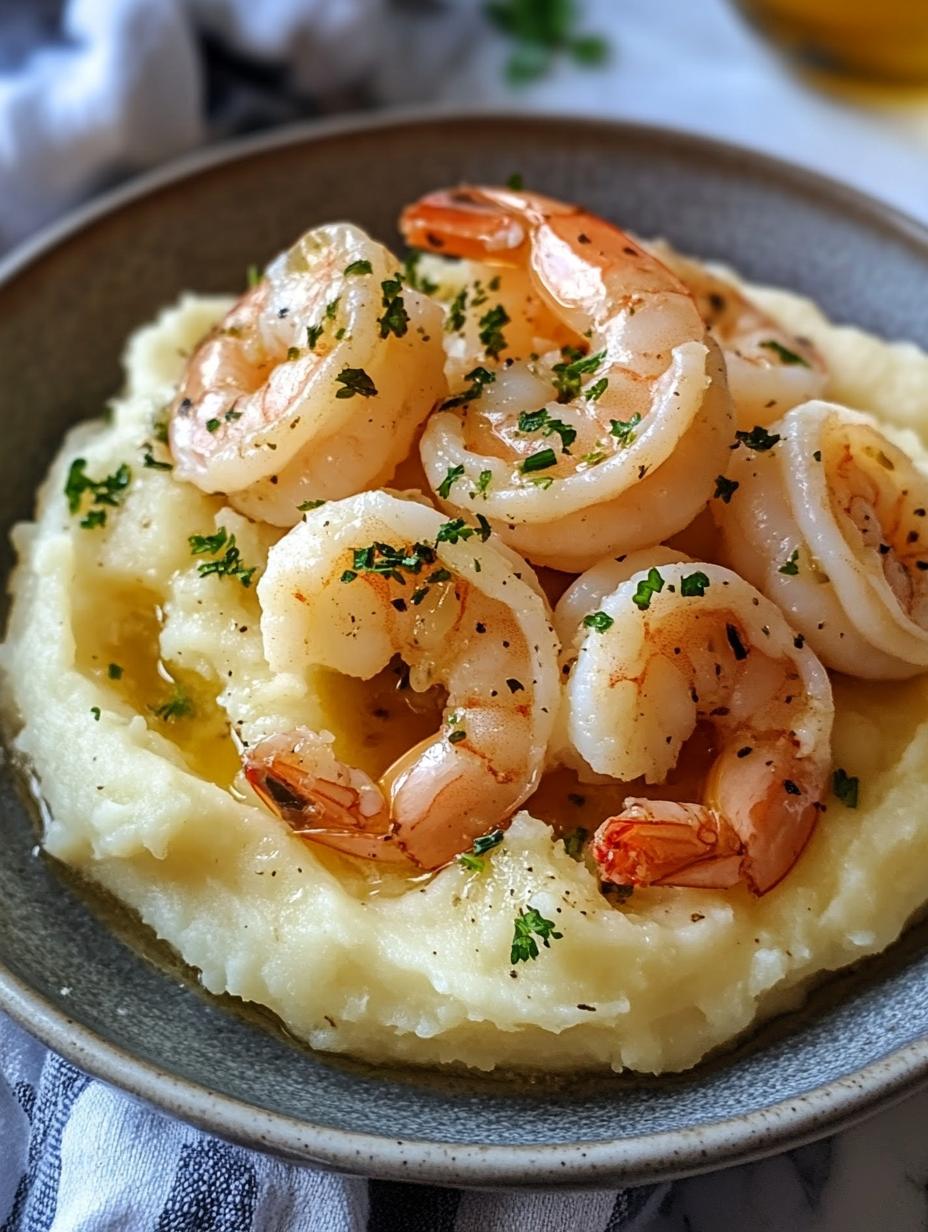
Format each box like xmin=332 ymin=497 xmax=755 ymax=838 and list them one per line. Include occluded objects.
xmin=583 ymin=610 xmax=614 ymax=633
xmin=487 ymin=0 xmax=609 ymax=85
xmin=562 ymin=827 xmax=589 ymax=860
xmin=760 ymin=338 xmax=810 ymax=367
xmin=510 ymin=907 xmax=563 ymax=964
xmin=152 ymin=414 xmax=169 ymax=445
xmin=520 ymin=447 xmax=557 ymax=474
xmin=340 ymin=540 xmax=437 ymax=586
xmin=552 ymin=349 xmax=604 ymax=402
xmin=143 ymin=450 xmax=172 ymax=471
xmin=446 ymin=287 xmax=468 ymax=333
xmin=735 ymin=425 xmax=781 ymax=452
xmin=151 ymin=685 xmax=193 ymax=722
xmin=609 ymin=412 xmax=641 ymax=447
xmin=585 ymin=377 xmax=608 ymax=402
xmin=344 ymin=258 xmax=373 ymax=276
xmin=188 ymin=527 xmax=256 ymax=588
xmin=458 ymin=828 xmax=505 ymax=871
xmin=632 ymin=567 xmax=664 ymax=610
xmin=517 ymin=408 xmax=576 ymax=452
xmin=680 ymin=571 xmax=710 ymax=597
xmin=325 ymin=297 xmax=340 ymax=320
xmin=779 ymin=548 xmax=800 ymax=576
xmin=439 ymin=366 xmax=495 ymax=410
xmin=833 ymin=767 xmax=859 ymax=808
xmin=306 ymin=323 xmax=324 ymax=350
xmin=506 ymin=172 xmax=524 ymax=190
xmin=335 ymin=367 xmax=378 ymax=399
xmin=472 ymin=469 xmax=493 ymax=498
xmin=90 ymin=706 xmax=101 ymax=722
xmin=437 ymin=464 xmax=465 ymax=500
xmin=478 ymin=304 xmax=510 ymax=358
xmin=436 ymin=515 xmax=491 ymax=545
xmin=403 ymin=250 xmax=438 ymax=294
xmin=378 ymin=276 xmax=409 ymax=339
xmin=205 ymin=418 xmax=221 ymax=433
xmin=297 ymin=499 xmax=326 ymax=511
xmin=714 ymin=474 xmax=739 ymax=503
xmin=246 ymin=264 xmax=261 ymax=288
xmin=107 ymin=663 xmax=123 ymax=680
xmin=64 ymin=459 xmax=131 ymax=530
xmin=448 ymin=729 xmax=467 ymax=744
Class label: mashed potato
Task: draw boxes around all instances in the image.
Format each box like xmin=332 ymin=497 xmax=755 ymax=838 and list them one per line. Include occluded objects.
xmin=4 ymin=264 xmax=928 ymax=1075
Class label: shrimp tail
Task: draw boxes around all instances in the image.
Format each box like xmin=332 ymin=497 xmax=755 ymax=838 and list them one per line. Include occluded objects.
xmin=401 ymin=187 xmax=535 ymax=262
xmin=593 ymin=799 xmax=745 ymax=890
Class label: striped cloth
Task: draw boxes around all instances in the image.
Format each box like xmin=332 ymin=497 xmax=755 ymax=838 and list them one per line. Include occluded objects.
xmin=0 ymin=1017 xmax=666 ymax=1232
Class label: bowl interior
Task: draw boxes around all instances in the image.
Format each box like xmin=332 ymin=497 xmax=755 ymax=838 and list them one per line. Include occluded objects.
xmin=1 ymin=113 xmax=927 ymax=1181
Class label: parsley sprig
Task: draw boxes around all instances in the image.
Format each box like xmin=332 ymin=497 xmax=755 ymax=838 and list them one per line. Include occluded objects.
xmin=517 ymin=407 xmax=576 ymax=452
xmin=833 ymin=767 xmax=859 ymax=808
xmin=609 ymin=413 xmax=641 ymax=447
xmin=760 ymin=338 xmax=810 ymax=367
xmin=632 ymin=567 xmax=665 ymax=610
xmin=188 ymin=527 xmax=256 ymax=588
xmin=511 ymin=907 xmax=563 ymax=963
xmin=335 ymin=368 xmax=378 ymax=399
xmin=440 ymin=366 xmax=496 ymax=411
xmin=552 ymin=348 xmax=604 ymax=402
xmin=151 ymin=684 xmax=193 ymax=722
xmin=478 ymin=304 xmax=510 ymax=358
xmin=583 ymin=610 xmax=614 ymax=633
xmin=64 ymin=459 xmax=131 ymax=529
xmin=378 ymin=276 xmax=409 ymax=339
xmin=458 ymin=828 xmax=505 ymax=873
xmin=486 ymin=0 xmax=609 ymax=85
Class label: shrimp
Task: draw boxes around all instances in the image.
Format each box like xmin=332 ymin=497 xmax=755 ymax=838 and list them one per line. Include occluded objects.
xmin=399 ymin=187 xmax=733 ymax=572
xmin=714 ymin=399 xmax=928 ymax=679
xmin=649 ymin=242 xmax=827 ymax=427
xmin=169 ymin=224 xmax=447 ymax=526
xmin=243 ymin=490 xmax=560 ymax=868
xmin=554 ymin=558 xmax=833 ymax=894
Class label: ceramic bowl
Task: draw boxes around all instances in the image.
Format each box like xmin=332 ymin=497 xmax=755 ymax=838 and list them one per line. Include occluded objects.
xmin=1 ymin=112 xmax=926 ymax=1188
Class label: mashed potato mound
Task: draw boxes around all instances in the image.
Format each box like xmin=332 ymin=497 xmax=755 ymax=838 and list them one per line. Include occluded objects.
xmin=4 ymin=265 xmax=928 ymax=1075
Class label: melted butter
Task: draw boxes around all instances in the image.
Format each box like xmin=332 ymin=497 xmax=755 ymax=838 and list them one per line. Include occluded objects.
xmin=73 ymin=584 xmax=240 ymax=789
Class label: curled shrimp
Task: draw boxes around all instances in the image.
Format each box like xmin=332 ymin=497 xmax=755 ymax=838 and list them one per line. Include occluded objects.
xmin=399 ymin=187 xmax=733 ymax=571
xmin=715 ymin=399 xmax=928 ymax=679
xmin=650 ymin=242 xmax=827 ymax=427
xmin=554 ymin=557 xmax=834 ymax=894
xmin=244 ymin=490 xmax=560 ymax=868
xmin=169 ymin=224 xmax=446 ymax=526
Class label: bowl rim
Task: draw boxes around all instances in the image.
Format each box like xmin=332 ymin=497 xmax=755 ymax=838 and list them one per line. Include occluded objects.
xmin=1 ymin=106 xmax=927 ymax=1188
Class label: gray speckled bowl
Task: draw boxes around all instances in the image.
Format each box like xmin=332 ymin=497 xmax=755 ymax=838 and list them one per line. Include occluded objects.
xmin=1 ymin=112 xmax=927 ymax=1189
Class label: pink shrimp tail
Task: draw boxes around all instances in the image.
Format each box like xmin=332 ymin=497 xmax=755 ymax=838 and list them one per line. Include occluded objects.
xmin=593 ymin=799 xmax=745 ymax=891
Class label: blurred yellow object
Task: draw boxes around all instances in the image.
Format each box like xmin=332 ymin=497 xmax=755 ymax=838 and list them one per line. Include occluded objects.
xmin=734 ymin=0 xmax=928 ymax=83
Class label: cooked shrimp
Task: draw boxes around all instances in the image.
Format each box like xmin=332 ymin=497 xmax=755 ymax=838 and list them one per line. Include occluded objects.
xmin=244 ymin=490 xmax=560 ymax=868
xmin=715 ymin=400 xmax=928 ymax=679
xmin=399 ymin=187 xmax=733 ymax=571
xmin=555 ymin=558 xmax=833 ymax=894
xmin=169 ymin=224 xmax=446 ymax=526
xmin=650 ymin=241 xmax=826 ymax=427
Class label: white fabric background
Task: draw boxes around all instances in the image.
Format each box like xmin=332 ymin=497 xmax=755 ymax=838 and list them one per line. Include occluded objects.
xmin=1 ymin=2 xmax=927 ymax=1229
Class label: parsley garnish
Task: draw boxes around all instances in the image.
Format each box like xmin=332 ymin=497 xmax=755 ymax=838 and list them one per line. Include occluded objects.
xmin=188 ymin=527 xmax=256 ymax=588
xmin=520 ymin=447 xmax=557 ymax=474
xmin=760 ymin=339 xmax=810 ymax=367
xmin=151 ymin=685 xmax=193 ymax=722
xmin=90 ymin=706 xmax=101 ymax=722
xmin=585 ymin=377 xmax=608 ymax=402
xmin=340 ymin=540 xmax=437 ymax=586
xmin=632 ymin=567 xmax=665 ymax=610
xmin=609 ymin=412 xmax=641 ymax=447
xmin=714 ymin=475 xmax=739 ymax=503
xmin=325 ymin=298 xmax=340 ymax=320
xmin=517 ymin=408 xmax=576 ymax=452
xmin=735 ymin=425 xmax=781 ymax=452
xmin=478 ymin=304 xmax=510 ymax=358
xmin=437 ymin=464 xmax=465 ymax=500
xmin=458 ymin=828 xmax=505 ymax=872
xmin=446 ymin=287 xmax=468 ymax=333
xmin=152 ymin=414 xmax=169 ymax=445
xmin=246 ymin=264 xmax=261 ymax=288
xmin=562 ymin=827 xmax=589 ymax=860
xmin=510 ymin=907 xmax=563 ymax=963
xmin=297 ymin=499 xmax=326 ymax=511
xmin=473 ymin=469 xmax=493 ymax=498
xmin=143 ymin=450 xmax=172 ymax=471
xmin=583 ymin=610 xmax=614 ymax=633
xmin=378 ymin=276 xmax=409 ymax=339
xmin=552 ymin=349 xmax=604 ymax=402
xmin=344 ymin=259 xmax=372 ymax=276
xmin=436 ymin=515 xmax=491 ymax=545
xmin=487 ymin=0 xmax=609 ymax=85
xmin=64 ymin=459 xmax=131 ymax=530
xmin=206 ymin=418 xmax=221 ymax=433
xmin=403 ymin=250 xmax=438 ymax=294
xmin=680 ymin=571 xmax=710 ymax=597
xmin=506 ymin=172 xmax=524 ymax=190
xmin=107 ymin=663 xmax=123 ymax=680
xmin=779 ymin=548 xmax=800 ymax=576
xmin=440 ymin=366 xmax=495 ymax=410
xmin=833 ymin=767 xmax=859 ymax=808
xmin=306 ymin=323 xmax=324 ymax=350
xmin=335 ymin=368 xmax=378 ymax=399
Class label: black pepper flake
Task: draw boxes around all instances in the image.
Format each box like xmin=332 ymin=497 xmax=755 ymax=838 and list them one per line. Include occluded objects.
xmin=505 ymin=678 xmax=525 ymax=693
xmin=784 ymin=779 xmax=801 ymax=795
xmin=391 ymin=598 xmax=407 ymax=612
xmin=726 ymin=623 xmax=748 ymax=661
xmin=736 ymin=746 xmax=753 ymax=758
xmin=793 ymin=634 xmax=805 ymax=649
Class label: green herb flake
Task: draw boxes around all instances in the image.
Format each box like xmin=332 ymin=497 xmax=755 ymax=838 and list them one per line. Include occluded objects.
xmin=487 ymin=0 xmax=609 ymax=85
xmin=760 ymin=338 xmax=811 ymax=367
xmin=735 ymin=425 xmax=781 ymax=452
xmin=403 ymin=250 xmax=438 ymax=295
xmin=714 ymin=475 xmax=739 ymax=503
xmin=90 ymin=706 xmax=101 ymax=722
xmin=582 ymin=610 xmax=614 ymax=633
xmin=205 ymin=418 xmax=221 ymax=433
xmin=473 ymin=469 xmax=493 ymax=498
xmin=552 ymin=349 xmax=604 ymax=403
xmin=520 ymin=447 xmax=557 ymax=475
xmin=833 ymin=767 xmax=859 ymax=808
xmin=64 ymin=458 xmax=132 ymax=530
xmin=335 ymin=367 xmax=378 ymax=399
xmin=446 ymin=287 xmax=468 ymax=334
xmin=632 ymin=567 xmax=665 ymax=611
xmin=439 ymin=366 xmax=496 ymax=410
xmin=448 ymin=728 xmax=467 ymax=745
xmin=680 ymin=571 xmax=710 ymax=597
xmin=378 ymin=277 xmax=409 ymax=339
xmin=779 ymin=548 xmax=800 ymax=576
xmin=246 ymin=264 xmax=261 ymax=289
xmin=143 ymin=450 xmax=172 ymax=471
xmin=585 ymin=377 xmax=608 ymax=402
xmin=478 ymin=304 xmax=510 ymax=358
xmin=510 ymin=907 xmax=563 ymax=964
xmin=151 ymin=685 xmax=194 ymax=723
xmin=325 ymin=297 xmax=340 ymax=320
xmin=517 ymin=408 xmax=576 ymax=452
xmin=437 ymin=464 xmax=465 ymax=500
xmin=506 ymin=172 xmax=524 ymax=190
xmin=306 ymin=323 xmax=324 ymax=350
xmin=188 ymin=527 xmax=256 ymax=588
xmin=609 ymin=412 xmax=641 ymax=447
xmin=344 ymin=259 xmax=373 ymax=276
xmin=563 ymin=827 xmax=589 ymax=860
xmin=297 ymin=499 xmax=326 ymax=511
xmin=107 ymin=663 xmax=123 ymax=680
